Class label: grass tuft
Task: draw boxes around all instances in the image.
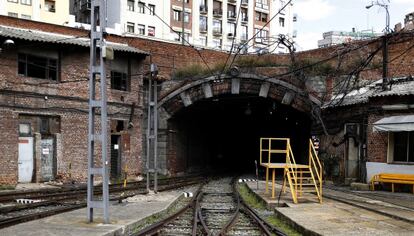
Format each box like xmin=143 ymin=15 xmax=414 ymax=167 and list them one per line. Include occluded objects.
xmin=238 ymin=183 xmax=301 ymax=236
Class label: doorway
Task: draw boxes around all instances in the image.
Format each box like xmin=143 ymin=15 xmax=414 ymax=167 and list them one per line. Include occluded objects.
xmin=110 ymin=135 xmax=122 ymax=178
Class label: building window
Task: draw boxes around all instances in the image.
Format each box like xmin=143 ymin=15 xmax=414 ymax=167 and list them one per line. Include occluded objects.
xmin=174 ymin=32 xmax=189 ymax=42
xmin=20 ymin=0 xmax=31 ymax=5
xmin=199 ymin=36 xmax=207 ymax=46
xmin=127 ymin=22 xmax=135 ymax=33
xmin=110 ymin=71 xmax=129 ymax=91
xmin=174 ymin=31 xmax=182 ymax=41
xmin=255 ymin=0 xmax=269 ymax=9
xmin=213 ymin=19 xmax=222 ymax=34
xmin=241 ymin=25 xmax=248 ymax=40
xmin=127 ymin=0 xmax=135 ymax=11
xmin=173 ymin=9 xmax=181 ymax=21
xmin=8 ymin=12 xmax=18 ymax=17
xmin=212 ymin=39 xmax=222 ymax=48
xmin=8 ymin=0 xmax=18 ymax=3
xmin=199 ymin=16 xmax=207 ymax=32
xmin=241 ymin=8 xmax=248 ymax=21
xmin=255 ymin=28 xmax=268 ymax=44
xmin=18 ymin=53 xmax=58 ymax=81
xmin=184 ymin=12 xmax=190 ymax=23
xmin=148 ymin=26 xmax=155 ymax=36
xmin=138 ymin=24 xmax=145 ymax=35
xmin=148 ymin=4 xmax=155 ymax=15
xmin=21 ymin=14 xmax=31 ymax=19
xmin=227 ymin=22 xmax=236 ymax=35
xmin=279 ymin=17 xmax=285 ymax=27
xmin=392 ymin=132 xmax=414 ymax=163
xmin=45 ymin=0 xmax=55 ymax=12
xmin=138 ymin=2 xmax=145 ymax=13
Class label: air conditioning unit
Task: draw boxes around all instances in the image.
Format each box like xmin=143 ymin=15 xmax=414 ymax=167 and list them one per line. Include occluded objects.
xmin=227 ymin=33 xmax=234 ymax=38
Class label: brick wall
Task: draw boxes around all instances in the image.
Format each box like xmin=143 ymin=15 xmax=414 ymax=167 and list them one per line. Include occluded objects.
xmin=0 ymin=109 xmax=18 ymax=184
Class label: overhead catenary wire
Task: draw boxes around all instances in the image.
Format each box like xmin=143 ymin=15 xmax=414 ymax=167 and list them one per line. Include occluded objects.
xmin=226 ymin=0 xmax=293 ymax=71
xmin=141 ymin=4 xmax=214 ymax=77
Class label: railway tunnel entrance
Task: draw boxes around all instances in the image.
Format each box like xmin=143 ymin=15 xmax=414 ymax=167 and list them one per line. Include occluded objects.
xmin=168 ymin=96 xmax=311 ymax=174
xmin=154 ymin=73 xmax=320 ymax=176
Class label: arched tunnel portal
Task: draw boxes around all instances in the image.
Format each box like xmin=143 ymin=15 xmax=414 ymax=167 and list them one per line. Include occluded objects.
xmin=154 ymin=73 xmax=321 ymax=176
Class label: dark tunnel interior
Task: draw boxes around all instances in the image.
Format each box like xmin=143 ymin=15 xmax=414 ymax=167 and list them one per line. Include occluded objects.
xmin=168 ymin=95 xmax=312 ymax=175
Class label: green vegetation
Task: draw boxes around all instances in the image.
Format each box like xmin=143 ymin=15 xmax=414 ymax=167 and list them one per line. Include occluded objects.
xmin=0 ymin=185 xmax=15 ymax=190
xmin=291 ymin=59 xmax=337 ymax=76
xmin=235 ymin=56 xmax=285 ymax=68
xmin=238 ymin=183 xmax=301 ymax=236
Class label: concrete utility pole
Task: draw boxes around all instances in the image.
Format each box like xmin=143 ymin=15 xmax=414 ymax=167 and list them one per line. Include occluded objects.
xmin=87 ymin=0 xmax=110 ymax=224
xmin=366 ymin=1 xmax=390 ymax=91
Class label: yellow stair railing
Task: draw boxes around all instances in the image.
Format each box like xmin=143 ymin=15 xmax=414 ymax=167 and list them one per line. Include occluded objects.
xmin=307 ymin=139 xmax=323 ymax=203
xmin=259 ymin=138 xmax=323 ymax=204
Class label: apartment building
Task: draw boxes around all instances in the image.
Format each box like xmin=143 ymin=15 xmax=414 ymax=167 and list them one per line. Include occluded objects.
xmin=0 ymin=0 xmax=74 ymax=25
xmin=69 ymin=0 xmax=294 ymax=53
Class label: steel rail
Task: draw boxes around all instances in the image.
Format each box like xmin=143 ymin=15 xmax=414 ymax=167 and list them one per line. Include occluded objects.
xmin=195 ymin=192 xmax=211 ymax=235
xmin=0 ymin=178 xmax=200 ymax=229
xmin=0 ymin=175 xmax=204 ymax=203
xmin=134 ymin=184 xmax=204 ymax=236
xmin=218 ymin=178 xmax=241 ymax=236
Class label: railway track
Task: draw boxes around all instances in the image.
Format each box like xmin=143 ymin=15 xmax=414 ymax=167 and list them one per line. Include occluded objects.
xmin=136 ymin=177 xmax=286 ymax=236
xmin=0 ymin=175 xmax=203 ymax=229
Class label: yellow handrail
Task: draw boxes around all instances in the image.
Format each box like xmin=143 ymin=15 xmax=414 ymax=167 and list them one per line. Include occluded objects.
xmin=309 ymin=139 xmax=323 ymax=202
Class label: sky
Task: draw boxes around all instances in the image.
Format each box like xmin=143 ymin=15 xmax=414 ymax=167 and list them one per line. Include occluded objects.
xmin=294 ymin=0 xmax=414 ymax=51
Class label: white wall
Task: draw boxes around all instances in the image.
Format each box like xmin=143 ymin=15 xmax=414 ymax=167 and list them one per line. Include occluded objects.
xmin=366 ymin=162 xmax=414 ymax=183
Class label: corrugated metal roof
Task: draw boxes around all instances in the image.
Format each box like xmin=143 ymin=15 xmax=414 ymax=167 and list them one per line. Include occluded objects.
xmin=0 ymin=25 xmax=148 ymax=55
xmin=324 ymin=76 xmax=414 ymax=108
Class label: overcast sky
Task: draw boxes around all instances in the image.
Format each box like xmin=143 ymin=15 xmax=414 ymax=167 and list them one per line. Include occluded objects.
xmin=294 ymin=0 xmax=414 ymax=51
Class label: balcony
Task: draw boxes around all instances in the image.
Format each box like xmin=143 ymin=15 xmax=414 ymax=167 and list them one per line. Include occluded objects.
xmin=227 ymin=11 xmax=236 ymax=20
xmin=228 ymin=0 xmax=237 ymax=4
xmin=241 ymin=0 xmax=249 ymax=7
xmin=213 ymin=28 xmax=222 ymax=36
xmin=241 ymin=16 xmax=248 ymax=24
xmin=213 ymin=9 xmax=223 ymax=17
xmin=200 ymin=5 xmax=208 ymax=14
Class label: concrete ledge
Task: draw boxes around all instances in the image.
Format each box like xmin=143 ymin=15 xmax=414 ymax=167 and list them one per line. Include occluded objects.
xmin=350 ymin=182 xmax=370 ymax=191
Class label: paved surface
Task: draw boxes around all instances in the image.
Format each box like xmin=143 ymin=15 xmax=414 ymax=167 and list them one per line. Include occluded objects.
xmin=0 ymin=188 xmax=195 ymax=236
xmin=246 ymin=181 xmax=414 ymax=236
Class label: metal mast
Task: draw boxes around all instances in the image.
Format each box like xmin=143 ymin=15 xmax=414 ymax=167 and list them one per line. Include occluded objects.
xmin=87 ymin=0 xmax=110 ymax=223
xmin=146 ymin=63 xmax=159 ymax=193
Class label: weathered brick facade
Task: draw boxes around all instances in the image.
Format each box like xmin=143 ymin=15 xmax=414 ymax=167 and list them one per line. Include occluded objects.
xmin=1 ymin=15 xmax=414 ymax=184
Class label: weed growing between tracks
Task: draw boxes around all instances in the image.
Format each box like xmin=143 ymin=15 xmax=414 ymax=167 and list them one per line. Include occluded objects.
xmin=0 ymin=185 xmax=15 ymax=190
xmin=237 ymin=183 xmax=301 ymax=236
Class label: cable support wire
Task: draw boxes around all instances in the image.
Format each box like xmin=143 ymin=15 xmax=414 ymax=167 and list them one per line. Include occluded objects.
xmin=142 ymin=4 xmax=214 ymax=77
xmin=226 ymin=0 xmax=293 ymax=70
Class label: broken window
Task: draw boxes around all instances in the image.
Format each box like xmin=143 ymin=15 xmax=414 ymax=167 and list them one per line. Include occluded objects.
xmin=110 ymin=71 xmax=129 ymax=91
xmin=18 ymin=53 xmax=58 ymax=81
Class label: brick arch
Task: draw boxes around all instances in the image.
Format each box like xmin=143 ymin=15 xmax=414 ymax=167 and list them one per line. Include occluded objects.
xmin=158 ymin=73 xmax=321 ymax=116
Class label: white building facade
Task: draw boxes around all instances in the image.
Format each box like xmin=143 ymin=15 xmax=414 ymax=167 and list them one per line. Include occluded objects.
xmin=70 ymin=0 xmax=294 ymax=53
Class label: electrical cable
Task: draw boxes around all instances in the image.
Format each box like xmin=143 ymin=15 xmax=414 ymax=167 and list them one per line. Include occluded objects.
xmin=141 ymin=4 xmax=214 ymax=76
xmin=226 ymin=0 xmax=293 ymax=71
